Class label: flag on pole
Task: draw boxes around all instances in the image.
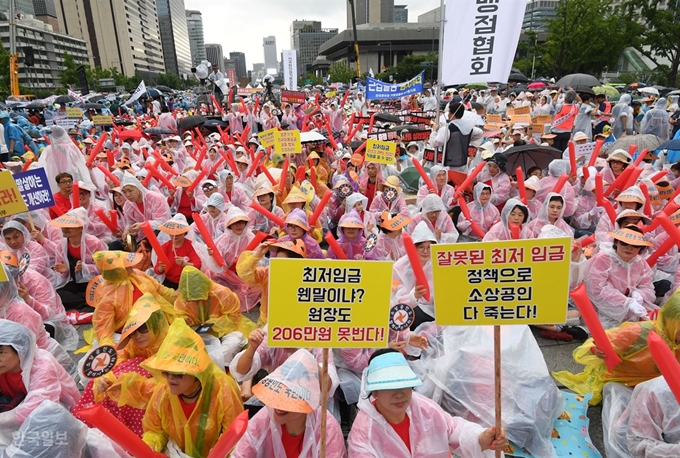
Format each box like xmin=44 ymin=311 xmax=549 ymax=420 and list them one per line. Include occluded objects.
xmin=441 ymin=0 xmax=526 ymax=85
xmin=123 ymin=81 xmax=146 ymax=106
xmin=369 ymin=68 xmax=374 ymax=78
xmin=67 ymin=89 xmax=85 ymax=103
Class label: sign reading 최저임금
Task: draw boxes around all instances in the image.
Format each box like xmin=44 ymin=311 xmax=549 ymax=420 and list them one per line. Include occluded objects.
xmin=267 ymin=259 xmax=392 ymax=348
xmin=431 ymin=238 xmax=571 ymax=326
xmin=365 ymin=139 xmax=396 ymax=165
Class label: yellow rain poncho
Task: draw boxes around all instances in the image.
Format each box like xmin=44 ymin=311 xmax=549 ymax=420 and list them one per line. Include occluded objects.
xmin=90 ymin=251 xmax=177 ymax=346
xmin=141 ymin=319 xmax=244 ymax=458
xmin=175 ymin=266 xmax=255 ymax=338
xmin=236 ymin=250 xmax=269 ymax=324
xmin=554 ymin=291 xmax=680 ymax=405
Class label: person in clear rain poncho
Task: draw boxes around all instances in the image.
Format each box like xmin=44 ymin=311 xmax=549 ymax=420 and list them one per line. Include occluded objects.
xmin=640 ymin=97 xmax=670 ymax=140
xmin=37 ymin=126 xmax=93 ymax=195
xmin=408 ymin=194 xmax=459 ymax=244
xmin=416 ymin=165 xmax=455 ymax=210
xmin=457 ymin=183 xmax=500 ymax=240
xmin=525 ymin=193 xmax=574 ymax=239
xmin=483 ymin=198 xmax=531 ymax=242
xmin=347 ymin=349 xmax=507 ymax=458
xmin=535 ymin=159 xmax=576 ymax=217
xmin=120 ymin=172 xmax=172 ymax=242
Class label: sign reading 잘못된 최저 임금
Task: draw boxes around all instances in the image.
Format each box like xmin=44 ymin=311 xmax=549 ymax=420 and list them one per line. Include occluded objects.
xmin=431 ymin=238 xmax=571 ymax=326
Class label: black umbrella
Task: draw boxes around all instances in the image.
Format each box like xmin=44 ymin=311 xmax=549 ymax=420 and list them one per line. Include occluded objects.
xmin=178 ymin=115 xmax=208 ymax=131
xmin=138 ymin=88 xmax=163 ymax=99
xmin=154 ymin=85 xmax=174 ymax=93
xmin=86 ymin=94 xmax=106 ymax=103
xmin=555 ymin=73 xmax=601 ymax=88
xmin=201 ymin=118 xmax=228 ymax=128
xmin=143 ymin=126 xmax=175 ymax=136
xmin=78 ymin=102 xmax=104 ymax=110
xmin=25 ymin=100 xmax=46 ymax=109
xmin=54 ymin=95 xmax=77 ymax=104
xmin=113 ymin=119 xmax=136 ymax=126
xmin=508 ymin=73 xmax=530 ymax=83
xmin=503 ymin=144 xmax=563 ymax=174
xmin=572 ymin=85 xmax=595 ymax=97
xmin=26 ymin=130 xmax=41 ymax=139
xmin=374 ymin=112 xmax=401 ymax=124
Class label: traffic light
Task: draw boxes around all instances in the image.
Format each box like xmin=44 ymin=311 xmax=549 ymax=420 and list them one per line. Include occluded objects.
xmin=23 ymin=47 xmax=34 ymax=67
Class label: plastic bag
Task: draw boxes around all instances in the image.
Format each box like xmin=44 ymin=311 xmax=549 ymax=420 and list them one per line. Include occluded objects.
xmin=415 ymin=324 xmax=563 ymax=458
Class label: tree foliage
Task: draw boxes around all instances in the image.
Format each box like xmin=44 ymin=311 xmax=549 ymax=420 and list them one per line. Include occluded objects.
xmin=58 ymin=52 xmax=79 ymax=87
xmin=328 ymin=62 xmax=355 ymax=84
xmin=624 ymin=0 xmax=680 ymax=87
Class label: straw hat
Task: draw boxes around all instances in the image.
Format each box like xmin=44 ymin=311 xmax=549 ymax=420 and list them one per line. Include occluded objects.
xmin=573 ymin=132 xmax=589 ymax=142
xmin=225 ymin=207 xmax=250 ymax=227
xmin=252 ymin=185 xmax=275 ymax=199
xmin=615 ymin=209 xmax=651 ymax=225
xmin=615 ymin=188 xmax=645 ymax=205
xmin=49 ymin=208 xmax=87 ymax=228
xmin=159 ymin=214 xmax=191 ymax=235
xmin=270 ymin=239 xmax=307 ymax=258
xmin=606 ymin=149 xmax=632 ymax=164
xmin=383 ymin=176 xmax=402 ymax=193
xmin=379 ymin=211 xmax=411 ymax=231
xmin=608 ymin=227 xmax=652 ymax=247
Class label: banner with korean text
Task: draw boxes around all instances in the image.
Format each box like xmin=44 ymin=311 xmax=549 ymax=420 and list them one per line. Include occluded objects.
xmin=282 ymin=49 xmax=298 ymax=91
xmin=431 ymin=238 xmax=571 ymax=326
xmin=267 ymin=259 xmax=392 ymax=348
xmin=441 ymin=0 xmax=527 ymax=85
xmin=366 ymin=72 xmax=424 ymax=100
xmin=13 ymin=168 xmax=54 ymax=211
xmin=365 ymin=139 xmax=396 ymax=165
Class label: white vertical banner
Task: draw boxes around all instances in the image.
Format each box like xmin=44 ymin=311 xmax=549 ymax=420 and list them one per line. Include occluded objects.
xmin=441 ymin=0 xmax=527 ymax=85
xmin=282 ymin=49 xmax=298 ymax=90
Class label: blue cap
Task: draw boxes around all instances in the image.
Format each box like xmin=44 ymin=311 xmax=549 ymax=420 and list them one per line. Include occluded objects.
xmin=0 ymin=112 xmax=9 ymax=120
xmin=366 ymin=351 xmax=422 ymax=392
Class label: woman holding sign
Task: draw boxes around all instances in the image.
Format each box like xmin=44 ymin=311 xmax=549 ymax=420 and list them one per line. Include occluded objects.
xmin=348 ymin=349 xmax=507 ymax=457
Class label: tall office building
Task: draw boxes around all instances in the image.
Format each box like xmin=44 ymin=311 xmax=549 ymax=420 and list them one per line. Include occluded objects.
xmin=185 ymin=10 xmax=205 ymax=66
xmin=205 ymin=43 xmax=224 ymax=72
xmin=394 ymin=5 xmax=407 ymax=23
xmin=56 ymin=0 xmax=165 ymax=78
xmin=157 ymin=0 xmax=191 ymax=77
xmin=290 ymin=20 xmax=317 ymax=48
xmin=0 ymin=0 xmax=34 ymax=16
xmin=347 ymin=0 xmax=394 ymax=28
xmin=229 ymin=51 xmax=247 ymax=79
xmin=292 ymin=21 xmax=337 ymax=77
xmin=32 ymin=0 xmax=59 ymax=31
xmin=263 ymin=35 xmax=277 ymax=76
xmin=522 ymin=0 xmax=559 ymax=32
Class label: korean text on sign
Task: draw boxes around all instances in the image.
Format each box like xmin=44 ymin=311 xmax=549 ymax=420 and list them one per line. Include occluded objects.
xmin=258 ymin=128 xmax=277 ymax=148
xmin=365 ymin=139 xmax=396 ymax=165
xmin=13 ymin=169 xmax=54 ymax=211
xmin=267 ymin=259 xmax=393 ymax=348
xmin=0 ymin=171 xmax=28 ymax=218
xmin=275 ymin=130 xmax=301 ymax=155
xmin=431 ymin=238 xmax=571 ymax=326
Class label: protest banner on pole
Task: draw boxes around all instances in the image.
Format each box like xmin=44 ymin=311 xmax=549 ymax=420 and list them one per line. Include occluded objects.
xmin=268 ymin=258 xmax=392 ymax=457
xmin=282 ymin=49 xmax=298 ymax=90
xmin=66 ymin=107 xmax=83 ymax=119
xmin=274 ymin=129 xmax=301 ymax=154
xmin=92 ymin=115 xmax=113 ymax=126
xmin=13 ymin=168 xmax=54 ymax=211
xmin=281 ymin=90 xmax=306 ymax=104
xmin=0 ymin=171 xmax=29 ymax=218
xmin=257 ymin=128 xmax=278 ymax=148
xmin=365 ymin=139 xmax=396 ymax=165
xmin=432 ymin=237 xmax=571 ymax=456
xmin=366 ymin=72 xmax=424 ymax=100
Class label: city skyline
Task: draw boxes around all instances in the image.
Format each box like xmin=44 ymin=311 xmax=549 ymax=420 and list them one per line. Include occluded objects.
xmin=183 ymin=0 xmax=440 ymax=72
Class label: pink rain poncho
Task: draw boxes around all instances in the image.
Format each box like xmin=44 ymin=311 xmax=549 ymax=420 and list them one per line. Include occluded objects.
xmin=120 ymin=172 xmax=172 ymax=233
xmin=50 ymin=208 xmax=107 ymax=289
xmin=525 ymin=192 xmax=575 ymax=239
xmin=192 ymin=194 xmax=230 ymax=241
xmin=535 ymin=159 xmax=576 ymax=217
xmin=594 ymin=186 xmax=646 ymax=245
xmin=368 ymin=189 xmax=409 ymax=218
xmin=407 ymin=195 xmax=459 ymax=244
xmin=345 ymin=193 xmax=378 ymax=236
xmin=584 ymin=246 xmax=656 ymax=329
xmin=209 ymin=207 xmax=261 ymax=311
xmin=277 ymin=209 xmax=324 ymax=260
xmin=457 ymin=183 xmax=500 ymax=238
xmin=626 ymin=376 xmax=680 ymax=456
xmin=348 ymin=391 xmax=492 ymax=458
xmin=232 ymin=349 xmax=346 ymax=458
xmin=416 ymin=165 xmax=455 ymax=209
xmin=571 ymin=176 xmax=600 ymax=230
xmin=248 ymin=195 xmax=284 ymax=235
xmin=391 ymin=221 xmax=436 ymax=324
xmin=327 ymin=210 xmax=376 ymax=260
xmin=0 ymin=320 xmax=79 ymax=426
xmin=37 ymin=126 xmax=93 ymax=194
xmin=477 ymin=161 xmax=512 ymax=208
xmin=2 ymin=221 xmax=57 ymax=286
xmin=483 ymin=198 xmax=531 ymax=242
xmin=375 ymin=231 xmax=407 ymax=261
xmin=219 ymin=170 xmax=252 ymax=210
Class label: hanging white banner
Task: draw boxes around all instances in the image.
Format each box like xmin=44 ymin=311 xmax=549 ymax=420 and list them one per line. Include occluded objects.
xmin=441 ymin=0 xmax=527 ymax=85
xmin=123 ymin=80 xmax=146 ymax=106
xmin=282 ymin=49 xmax=298 ymax=91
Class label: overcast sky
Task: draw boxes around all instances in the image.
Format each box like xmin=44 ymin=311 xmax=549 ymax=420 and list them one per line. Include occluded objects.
xmin=183 ymin=0 xmax=442 ymax=71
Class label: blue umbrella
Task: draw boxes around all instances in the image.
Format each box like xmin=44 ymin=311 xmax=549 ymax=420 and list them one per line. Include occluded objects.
xmin=657 ymin=138 xmax=680 ymax=150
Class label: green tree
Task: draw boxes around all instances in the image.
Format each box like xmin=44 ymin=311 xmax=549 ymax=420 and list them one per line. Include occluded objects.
xmin=58 ymin=52 xmax=79 ymax=87
xmin=299 ymin=72 xmax=324 ymax=86
xmin=0 ymin=46 xmax=10 ymax=95
xmin=155 ymin=72 xmax=184 ymax=89
xmin=539 ymin=0 xmax=636 ymax=79
xmin=376 ymin=54 xmax=437 ymax=83
xmin=624 ymin=0 xmax=680 ymax=87
xmin=328 ymin=62 xmax=355 ymax=84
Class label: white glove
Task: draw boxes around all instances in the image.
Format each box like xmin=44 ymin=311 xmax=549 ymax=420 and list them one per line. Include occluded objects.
xmin=589 ymin=206 xmax=604 ymax=216
xmin=629 ymin=300 xmax=648 ymax=319
xmin=631 ymin=291 xmax=644 ymax=303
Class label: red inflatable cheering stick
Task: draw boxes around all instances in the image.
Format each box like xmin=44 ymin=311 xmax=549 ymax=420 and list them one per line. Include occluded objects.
xmin=402 ymin=232 xmax=430 ymax=302
xmin=647 ymin=331 xmax=680 ymax=403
